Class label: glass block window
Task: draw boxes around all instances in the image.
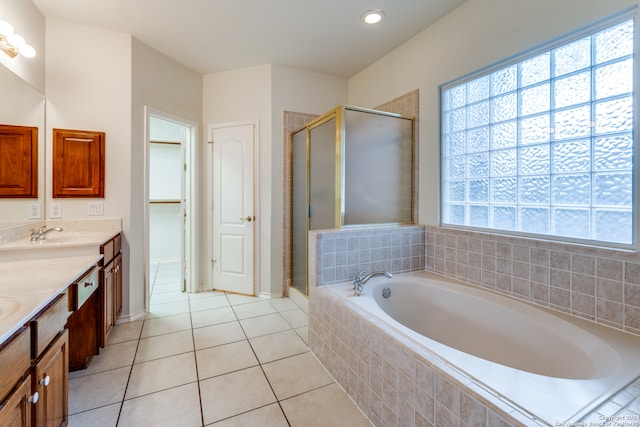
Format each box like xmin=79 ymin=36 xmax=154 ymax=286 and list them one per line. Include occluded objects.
xmin=441 ymin=18 xmax=635 ymax=245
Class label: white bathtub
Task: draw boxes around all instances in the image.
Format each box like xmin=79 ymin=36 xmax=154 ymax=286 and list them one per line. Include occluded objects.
xmin=326 ymin=271 xmax=640 ymax=425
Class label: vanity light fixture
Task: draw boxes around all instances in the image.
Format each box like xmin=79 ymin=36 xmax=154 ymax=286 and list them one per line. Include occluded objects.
xmin=0 ymin=20 xmax=36 ymax=59
xmin=361 ymin=9 xmax=385 ymax=25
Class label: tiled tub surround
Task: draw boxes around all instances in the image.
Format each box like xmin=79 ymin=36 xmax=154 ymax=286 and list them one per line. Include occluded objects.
xmin=308 ymin=225 xmax=426 ymax=288
xmin=423 ymin=225 xmax=640 ymax=336
xmin=308 ymin=226 xmax=640 ymax=426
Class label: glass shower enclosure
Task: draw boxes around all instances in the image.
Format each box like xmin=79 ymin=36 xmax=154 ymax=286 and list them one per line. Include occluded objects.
xmin=291 ymin=105 xmax=415 ymax=296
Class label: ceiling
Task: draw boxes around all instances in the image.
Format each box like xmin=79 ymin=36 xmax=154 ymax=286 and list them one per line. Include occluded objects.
xmin=33 ymin=0 xmax=468 ymax=78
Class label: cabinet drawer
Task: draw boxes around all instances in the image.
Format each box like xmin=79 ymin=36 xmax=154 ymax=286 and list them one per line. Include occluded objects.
xmin=101 ymin=239 xmax=114 ymax=266
xmin=114 ymin=233 xmax=121 ymax=255
xmin=72 ymin=266 xmax=99 ymax=311
xmin=30 ymin=294 xmax=68 ymax=360
xmin=0 ymin=327 xmax=30 ymax=404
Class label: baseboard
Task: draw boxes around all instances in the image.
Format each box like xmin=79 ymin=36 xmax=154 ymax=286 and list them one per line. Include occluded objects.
xmin=116 ymin=309 xmax=146 ymax=324
xmin=258 ymin=290 xmax=284 ymax=299
xmin=288 ymin=287 xmax=308 ymax=313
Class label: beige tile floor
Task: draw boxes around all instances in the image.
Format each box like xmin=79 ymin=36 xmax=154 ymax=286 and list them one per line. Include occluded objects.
xmin=68 ymin=261 xmax=371 ymax=426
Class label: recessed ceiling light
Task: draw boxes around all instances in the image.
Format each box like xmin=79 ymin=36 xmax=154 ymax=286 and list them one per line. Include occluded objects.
xmin=361 ymin=9 xmax=385 ymax=25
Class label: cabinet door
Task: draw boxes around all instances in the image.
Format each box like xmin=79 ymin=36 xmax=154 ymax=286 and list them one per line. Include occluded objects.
xmin=32 ymin=330 xmax=68 ymax=427
xmin=114 ymin=253 xmax=122 ymax=320
xmin=0 ymin=375 xmax=31 ymax=427
xmin=100 ymin=262 xmax=114 ymax=347
xmin=52 ymin=128 xmax=104 ymax=198
xmin=0 ymin=125 xmax=38 ymax=198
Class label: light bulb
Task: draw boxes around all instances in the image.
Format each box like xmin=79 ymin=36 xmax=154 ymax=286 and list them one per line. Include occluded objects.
xmin=362 ymin=10 xmax=384 ymax=25
xmin=0 ymin=20 xmax=14 ymax=36
xmin=7 ymin=33 xmax=25 ymax=49
xmin=20 ymin=45 xmax=35 ymax=58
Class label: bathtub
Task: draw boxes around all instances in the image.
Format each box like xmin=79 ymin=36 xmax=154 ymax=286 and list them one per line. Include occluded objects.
xmin=324 ymin=271 xmax=640 ymax=425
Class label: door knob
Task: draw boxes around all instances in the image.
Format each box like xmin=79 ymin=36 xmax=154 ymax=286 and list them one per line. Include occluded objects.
xmin=241 ymin=216 xmax=253 ymax=222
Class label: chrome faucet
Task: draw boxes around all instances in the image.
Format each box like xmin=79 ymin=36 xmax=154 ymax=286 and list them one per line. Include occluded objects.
xmin=353 ymin=270 xmax=392 ymax=296
xmin=30 ymin=225 xmax=63 ymax=242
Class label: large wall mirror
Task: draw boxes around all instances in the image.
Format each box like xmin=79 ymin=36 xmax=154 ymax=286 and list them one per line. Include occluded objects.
xmin=0 ymin=62 xmax=45 ymax=227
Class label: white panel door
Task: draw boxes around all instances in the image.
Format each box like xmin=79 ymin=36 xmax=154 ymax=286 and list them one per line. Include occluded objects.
xmin=212 ymin=124 xmax=255 ymax=295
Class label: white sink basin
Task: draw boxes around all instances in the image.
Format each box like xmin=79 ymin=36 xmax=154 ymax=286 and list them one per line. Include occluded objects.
xmin=0 ymin=296 xmax=21 ymax=321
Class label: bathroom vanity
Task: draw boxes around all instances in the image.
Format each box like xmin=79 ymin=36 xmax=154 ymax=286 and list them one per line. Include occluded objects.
xmin=0 ymin=223 xmax=122 ymax=426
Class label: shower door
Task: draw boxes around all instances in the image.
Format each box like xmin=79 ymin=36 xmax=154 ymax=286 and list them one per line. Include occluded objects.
xmin=291 ymin=128 xmax=308 ymax=295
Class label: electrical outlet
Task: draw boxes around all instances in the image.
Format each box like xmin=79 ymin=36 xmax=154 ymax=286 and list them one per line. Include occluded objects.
xmin=88 ymin=201 xmax=104 ymax=216
xmin=49 ymin=203 xmax=62 ymax=219
xmin=28 ymin=203 xmax=41 ymax=219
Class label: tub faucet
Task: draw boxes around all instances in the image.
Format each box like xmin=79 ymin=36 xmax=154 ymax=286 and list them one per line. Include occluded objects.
xmin=353 ymin=270 xmax=392 ymax=296
xmin=30 ymin=225 xmax=63 ymax=242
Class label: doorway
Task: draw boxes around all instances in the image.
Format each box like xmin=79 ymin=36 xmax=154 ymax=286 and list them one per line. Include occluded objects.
xmin=146 ymin=109 xmax=198 ymax=308
xmin=209 ymin=122 xmax=259 ymax=295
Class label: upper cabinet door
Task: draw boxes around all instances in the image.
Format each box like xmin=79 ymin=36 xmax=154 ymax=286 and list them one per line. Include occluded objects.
xmin=0 ymin=124 xmax=38 ymax=198
xmin=52 ymin=128 xmax=105 ymax=198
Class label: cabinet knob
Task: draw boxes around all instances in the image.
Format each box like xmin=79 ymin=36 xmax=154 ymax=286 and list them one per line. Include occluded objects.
xmin=84 ymin=281 xmax=94 ymax=288
xmin=240 ymin=216 xmax=253 ymax=222
xmin=28 ymin=392 xmax=39 ymax=404
xmin=40 ymin=375 xmax=51 ymax=387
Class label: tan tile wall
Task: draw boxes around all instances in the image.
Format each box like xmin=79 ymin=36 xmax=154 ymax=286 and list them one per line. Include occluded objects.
xmin=309 ymin=226 xmax=425 ymax=287
xmin=424 ymin=225 xmax=640 ymax=336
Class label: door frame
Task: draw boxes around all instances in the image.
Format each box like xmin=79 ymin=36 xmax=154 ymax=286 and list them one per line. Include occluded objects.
xmin=207 ymin=120 xmax=260 ymax=294
xmin=144 ymin=107 xmax=199 ymax=305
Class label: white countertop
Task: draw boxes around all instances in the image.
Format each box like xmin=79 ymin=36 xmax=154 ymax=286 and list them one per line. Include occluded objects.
xmin=0 ymin=222 xmax=121 ymax=345
xmin=0 ymin=228 xmax=121 ymax=260
xmin=0 ymin=254 xmax=103 ymax=343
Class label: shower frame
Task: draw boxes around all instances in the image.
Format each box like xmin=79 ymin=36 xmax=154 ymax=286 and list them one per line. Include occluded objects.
xmin=291 ymin=105 xmax=416 ymax=296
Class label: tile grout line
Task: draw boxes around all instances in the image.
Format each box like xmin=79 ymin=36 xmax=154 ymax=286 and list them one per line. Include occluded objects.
xmin=187 ymin=286 xmax=206 ymax=427
xmin=113 ymin=264 xmax=161 ymax=426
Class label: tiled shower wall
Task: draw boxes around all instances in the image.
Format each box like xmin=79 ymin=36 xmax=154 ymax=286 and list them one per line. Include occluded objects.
xmin=424 ymin=225 xmax=640 ymax=336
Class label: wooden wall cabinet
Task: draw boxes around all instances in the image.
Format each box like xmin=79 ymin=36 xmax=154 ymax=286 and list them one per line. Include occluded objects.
xmin=0 ymin=124 xmax=38 ymax=198
xmin=52 ymin=128 xmax=104 ymax=198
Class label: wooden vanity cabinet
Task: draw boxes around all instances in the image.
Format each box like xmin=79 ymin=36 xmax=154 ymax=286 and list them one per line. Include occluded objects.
xmin=67 ymin=265 xmax=100 ymax=371
xmin=0 ymin=327 xmax=32 ymax=427
xmin=99 ymin=233 xmax=122 ymax=347
xmin=31 ymin=331 xmax=68 ymax=427
xmin=0 ymin=375 xmax=32 ymax=427
xmin=29 ymin=295 xmax=69 ymax=427
xmin=1 ymin=292 xmax=70 ymax=427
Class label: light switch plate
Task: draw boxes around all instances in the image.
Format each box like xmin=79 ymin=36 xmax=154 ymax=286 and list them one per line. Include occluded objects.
xmin=88 ymin=201 xmax=104 ymax=216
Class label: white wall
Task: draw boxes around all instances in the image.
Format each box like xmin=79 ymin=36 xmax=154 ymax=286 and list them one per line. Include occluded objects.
xmin=46 ymin=18 xmax=133 ymax=313
xmin=45 ymin=21 xmax=201 ymax=320
xmin=131 ymin=38 xmax=202 ymax=317
xmin=202 ymin=65 xmax=272 ymax=295
xmin=203 ymin=65 xmax=347 ymax=296
xmin=348 ymin=0 xmax=639 ymax=226
xmin=270 ymin=65 xmax=348 ymax=292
